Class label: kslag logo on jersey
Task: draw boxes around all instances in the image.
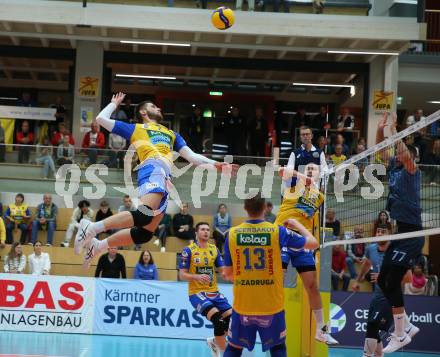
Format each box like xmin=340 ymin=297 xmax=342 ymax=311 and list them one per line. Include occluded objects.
xmin=330 ymin=303 xmax=347 ymax=333
xmin=237 ymin=233 xmax=271 ymax=246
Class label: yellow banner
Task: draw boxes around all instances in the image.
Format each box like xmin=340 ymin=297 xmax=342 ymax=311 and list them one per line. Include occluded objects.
xmin=0 ymin=118 xmax=15 ymax=152
xmin=78 ymin=76 xmax=99 ymax=98
xmin=372 ymin=90 xmax=394 ymax=112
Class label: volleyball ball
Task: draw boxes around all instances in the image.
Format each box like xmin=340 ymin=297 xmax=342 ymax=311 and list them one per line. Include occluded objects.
xmin=211 ymin=7 xmax=235 ymax=30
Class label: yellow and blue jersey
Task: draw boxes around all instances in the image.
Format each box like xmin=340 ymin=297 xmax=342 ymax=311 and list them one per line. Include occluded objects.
xmin=179 ymin=242 xmax=224 ymax=296
xmin=224 ymin=220 xmax=306 ymax=315
xmin=275 ymin=182 xmax=324 ymax=232
xmin=112 ymin=121 xmax=187 ymax=167
xmin=5 ymin=204 xmax=30 ymax=223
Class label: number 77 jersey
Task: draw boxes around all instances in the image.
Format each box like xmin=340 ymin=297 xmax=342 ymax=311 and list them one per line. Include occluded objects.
xmin=224 ymin=219 xmax=306 ymax=316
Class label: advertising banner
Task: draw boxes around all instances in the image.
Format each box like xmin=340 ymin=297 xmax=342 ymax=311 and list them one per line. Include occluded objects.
xmin=0 ymin=274 xmax=95 ymax=334
xmin=0 ymin=106 xmax=56 ymax=121
xmin=93 ymin=279 xmax=233 ymax=340
xmin=78 ymin=76 xmax=99 ymax=98
xmin=372 ymin=90 xmax=394 ymax=114
xmin=331 ymin=291 xmax=440 ymax=353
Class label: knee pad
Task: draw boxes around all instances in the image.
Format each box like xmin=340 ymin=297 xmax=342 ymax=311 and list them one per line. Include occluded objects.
xmin=270 ymin=342 xmax=287 ymax=357
xmin=210 ymin=311 xmax=226 ymax=337
xmin=222 ymin=313 xmax=231 ymax=332
xmin=366 ymin=321 xmax=380 ymax=341
xmin=282 ymin=261 xmax=288 ymax=270
xmin=130 ymin=205 xmax=155 ymax=227
xmin=130 ymin=227 xmax=154 ymax=244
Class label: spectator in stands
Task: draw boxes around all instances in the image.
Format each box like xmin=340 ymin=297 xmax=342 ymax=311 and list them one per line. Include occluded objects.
xmin=373 ymin=210 xmax=392 ymax=237
xmin=187 ymin=106 xmax=205 ymax=153
xmin=16 ymin=120 xmax=34 ymax=164
xmin=213 ymin=203 xmax=232 ymax=252
xmin=352 ymin=224 xmax=390 ymax=292
xmin=0 ymin=215 xmax=5 ymax=249
xmin=118 ymin=195 xmax=137 ymax=213
xmin=0 ymin=120 xmax=5 ymax=162
xmin=3 ymin=242 xmax=26 ymax=273
xmin=50 ymin=96 xmax=67 ymax=124
xmin=121 ymin=97 xmax=135 ymax=122
xmin=325 ymin=208 xmax=340 ymax=237
xmin=316 ymin=136 xmax=327 ymax=153
xmin=61 ymin=200 xmax=94 ymax=247
xmin=108 ymin=131 xmax=127 ymax=168
xmin=95 ymin=200 xmax=114 ymax=235
xmin=81 ymin=121 xmax=105 ymax=165
xmin=134 ymin=250 xmax=158 ymax=280
xmin=95 ymin=247 xmax=127 ymax=279
xmin=312 ymin=105 xmax=331 ymax=137
xmin=345 ymin=226 xmax=366 ymax=279
xmin=173 ymin=202 xmax=195 ymax=241
xmin=248 ymin=106 xmax=268 ymax=157
xmin=226 ymin=107 xmax=246 ymax=156
xmin=264 ymin=201 xmax=276 ymax=223
xmin=195 ymin=0 xmax=208 ymax=9
xmin=5 ymin=193 xmax=31 ymax=244
xmin=406 ymin=109 xmax=425 ymax=127
xmin=331 ymin=243 xmax=350 ymax=291
xmin=422 ymin=138 xmax=440 ymax=185
xmin=51 ymin=123 xmax=75 ymax=146
xmin=154 ymin=213 xmax=171 ymax=253
xmin=331 ymin=134 xmax=349 ymax=156
xmin=28 ymin=241 xmax=51 ymax=275
xmin=354 ymin=143 xmax=369 ymax=169
xmin=111 ymin=103 xmax=128 ymax=122
xmin=336 ymin=107 xmax=354 ymax=148
xmin=330 ymin=144 xmax=347 ymax=166
xmin=17 ymin=92 xmax=37 ymax=108
xmin=404 ymin=263 xmax=427 ymax=295
xmin=31 ymin=194 xmax=57 ymax=246
xmin=236 ymin=0 xmax=255 ymax=11
xmin=35 ymin=138 xmax=57 ymax=179
xmin=56 ymin=137 xmax=75 ymax=166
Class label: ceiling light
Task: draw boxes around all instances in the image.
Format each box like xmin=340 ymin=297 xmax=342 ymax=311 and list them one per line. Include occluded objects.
xmin=292 ymin=82 xmax=356 ymax=97
xmin=328 ymin=50 xmax=399 ymax=56
xmin=0 ymin=97 xmax=18 ymax=100
xmin=120 ymin=40 xmax=190 ymax=47
xmin=428 ymin=101 xmax=440 ymax=104
xmin=116 ymin=74 xmax=176 ymax=80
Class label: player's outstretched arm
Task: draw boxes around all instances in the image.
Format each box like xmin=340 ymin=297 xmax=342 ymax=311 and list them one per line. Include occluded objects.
xmin=96 ymin=92 xmax=125 ymax=132
xmin=178 ymin=146 xmax=239 ymax=176
xmin=284 ymin=218 xmax=318 ymax=250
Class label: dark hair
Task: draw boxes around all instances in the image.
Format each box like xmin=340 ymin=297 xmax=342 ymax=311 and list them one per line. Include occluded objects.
xmin=376 ymin=223 xmax=389 ymax=232
xmin=78 ymin=200 xmax=90 ymax=208
xmin=195 ymin=222 xmax=210 ymax=232
xmin=34 ymin=240 xmax=43 ymax=246
xmin=406 ymin=144 xmax=418 ymax=159
xmin=299 ymin=126 xmax=312 ymax=132
xmin=15 ymin=193 xmax=24 ymax=201
xmin=123 ymin=195 xmax=130 ymax=199
xmin=377 ymin=210 xmax=390 ymax=223
xmin=138 ymin=250 xmax=154 ymax=265
xmin=8 ymin=242 xmax=22 ymax=260
xmin=100 ymin=200 xmax=109 ymax=207
xmin=135 ymin=100 xmax=154 ymax=121
xmin=244 ymin=194 xmax=266 ymax=216
xmin=218 ymin=204 xmax=227 ymax=211
xmin=266 ymin=201 xmax=273 ymax=208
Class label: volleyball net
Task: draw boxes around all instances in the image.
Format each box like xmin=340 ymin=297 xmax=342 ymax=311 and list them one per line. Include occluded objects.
xmin=321 ymin=109 xmax=440 ymax=249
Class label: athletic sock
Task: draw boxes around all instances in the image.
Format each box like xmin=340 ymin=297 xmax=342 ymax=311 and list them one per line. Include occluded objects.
xmin=375 ymin=341 xmax=384 ymax=357
xmin=224 ymin=345 xmax=243 ymax=357
xmin=313 ymin=309 xmax=325 ymax=330
xmin=394 ymin=313 xmax=406 ymax=337
xmin=404 ymin=311 xmax=411 ymax=329
xmin=97 ymin=238 xmax=109 ymax=252
xmin=362 ymin=338 xmax=377 ymax=357
xmin=91 ymin=221 xmax=105 ymax=235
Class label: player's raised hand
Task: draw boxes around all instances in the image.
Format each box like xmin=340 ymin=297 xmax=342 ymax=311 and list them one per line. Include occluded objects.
xmin=195 ymin=274 xmax=211 ymax=284
xmin=283 ymin=218 xmax=301 ymax=230
xmin=215 ymin=162 xmax=239 ymax=177
xmin=378 ymin=112 xmax=388 ymax=130
xmin=390 ymin=112 xmax=398 ymax=135
xmin=111 ymin=92 xmax=126 ymax=107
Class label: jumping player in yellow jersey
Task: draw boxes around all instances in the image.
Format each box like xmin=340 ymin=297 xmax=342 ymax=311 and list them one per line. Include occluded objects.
xmin=179 ymin=222 xmax=232 ymax=357
xmin=276 ymin=163 xmax=339 ymax=345
xmin=74 ymin=92 xmax=238 ymax=267
xmin=222 ymin=195 xmax=318 ymax=357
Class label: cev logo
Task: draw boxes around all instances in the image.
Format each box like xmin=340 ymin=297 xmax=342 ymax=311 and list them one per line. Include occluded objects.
xmin=330 ymin=303 xmax=347 ymax=334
